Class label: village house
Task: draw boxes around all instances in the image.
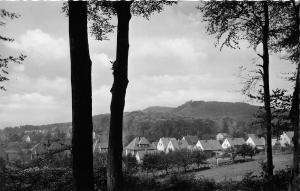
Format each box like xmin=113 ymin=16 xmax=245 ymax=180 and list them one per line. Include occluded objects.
xmin=22 ymin=134 xmax=31 ymax=143
xmin=152 ymin=141 xmax=158 ymax=149
xmin=182 ymin=135 xmax=198 ymax=147
xmin=272 ymin=138 xmax=280 ymax=147
xmin=125 ymin=137 xmax=156 ymax=156
xmin=246 ymin=134 xmax=265 ymax=150
xmin=30 ymin=139 xmax=71 ymax=159
xmin=93 ymin=139 xmax=108 ymax=153
xmin=30 ymin=141 xmax=50 ymax=159
xmin=48 ymin=141 xmax=71 ymax=157
xmin=135 ymin=150 xmax=157 ymax=163
xmin=195 ymin=139 xmax=223 ymax=153
xmin=216 ymin=133 xmax=229 ymax=141
xmin=222 ymin=138 xmax=245 ymax=149
xmin=157 ymin=137 xmax=176 ymax=152
xmin=280 ymin=131 xmax=294 ymax=147
xmin=166 ymin=139 xmax=189 ymax=153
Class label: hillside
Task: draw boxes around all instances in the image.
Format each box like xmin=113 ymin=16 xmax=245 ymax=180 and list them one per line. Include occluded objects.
xmin=172 ymin=101 xmax=258 ymax=122
xmin=1 ymin=101 xmax=260 ymax=145
xmin=143 ymin=106 xmax=174 ymax=113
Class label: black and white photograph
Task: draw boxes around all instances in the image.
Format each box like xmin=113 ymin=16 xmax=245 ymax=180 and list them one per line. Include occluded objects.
xmin=0 ymin=1 xmax=299 ymax=191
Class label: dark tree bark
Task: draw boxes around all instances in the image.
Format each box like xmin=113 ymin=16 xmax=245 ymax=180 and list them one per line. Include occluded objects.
xmin=291 ymin=4 xmax=300 ymax=177
xmin=107 ymin=2 xmax=132 ymax=191
xmin=262 ymin=1 xmax=273 ymax=177
xmin=69 ymin=1 xmax=94 ymax=190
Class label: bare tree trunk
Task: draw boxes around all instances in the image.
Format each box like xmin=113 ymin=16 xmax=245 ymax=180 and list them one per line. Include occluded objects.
xmin=289 ymin=5 xmax=300 ymax=191
xmin=107 ymin=2 xmax=132 ymax=191
xmin=69 ymin=1 xmax=94 ymax=190
xmin=262 ymin=1 xmax=273 ymax=177
xmin=292 ymin=3 xmax=300 ymax=178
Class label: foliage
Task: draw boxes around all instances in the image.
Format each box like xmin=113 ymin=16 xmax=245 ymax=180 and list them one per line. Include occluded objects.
xmin=0 ymin=9 xmax=26 ymax=90
xmin=123 ymin=153 xmax=138 ymax=174
xmin=236 ymin=144 xmax=257 ymax=159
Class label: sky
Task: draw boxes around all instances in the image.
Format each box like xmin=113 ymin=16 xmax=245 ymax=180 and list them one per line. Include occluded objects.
xmin=0 ymin=2 xmax=296 ymax=128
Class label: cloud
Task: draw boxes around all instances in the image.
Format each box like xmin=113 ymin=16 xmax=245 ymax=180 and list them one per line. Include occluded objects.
xmin=124 ymin=74 xmax=243 ymax=111
xmin=7 ymin=29 xmax=68 ymax=62
xmin=5 ymin=29 xmax=70 ymax=79
xmin=0 ymin=92 xmax=71 ymax=127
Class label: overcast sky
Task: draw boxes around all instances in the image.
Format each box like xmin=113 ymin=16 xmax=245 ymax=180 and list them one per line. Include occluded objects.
xmin=0 ymin=2 xmax=296 ymax=128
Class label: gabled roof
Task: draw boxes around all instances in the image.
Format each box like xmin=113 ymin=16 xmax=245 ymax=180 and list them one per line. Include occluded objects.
xmin=159 ymin=137 xmax=176 ymax=148
xmin=48 ymin=142 xmax=66 ymax=151
xmin=227 ymin=138 xmax=245 ymax=146
xmin=217 ymin=133 xmax=229 ymax=136
xmin=31 ymin=142 xmax=48 ymax=154
xmin=22 ymin=135 xmax=30 ymax=141
xmin=178 ymin=139 xmax=189 ymax=149
xmin=284 ymin=131 xmax=294 ymax=140
xmin=198 ymin=140 xmax=222 ymax=151
xmin=168 ymin=139 xmax=179 ymax=150
xmin=182 ymin=136 xmax=198 ymax=145
xmin=125 ymin=137 xmax=155 ymax=151
xmin=248 ymin=134 xmax=265 ymax=146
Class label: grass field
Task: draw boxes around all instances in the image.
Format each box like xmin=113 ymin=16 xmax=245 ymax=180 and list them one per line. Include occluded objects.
xmin=193 ymin=153 xmax=293 ymax=182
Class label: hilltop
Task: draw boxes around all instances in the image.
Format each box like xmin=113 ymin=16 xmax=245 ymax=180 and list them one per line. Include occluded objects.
xmin=1 ymin=101 xmax=260 ymax=145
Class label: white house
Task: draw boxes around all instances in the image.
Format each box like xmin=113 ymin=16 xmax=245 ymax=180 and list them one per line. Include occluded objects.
xmin=93 ymin=139 xmax=108 ymax=153
xmin=280 ymin=131 xmax=294 ymax=147
xmin=166 ymin=139 xmax=188 ymax=153
xmin=222 ymin=138 xmax=245 ymax=149
xmin=216 ymin=133 xmax=229 ymax=141
xmin=157 ymin=137 xmax=176 ymax=152
xmin=125 ymin=137 xmax=156 ymax=156
xmin=195 ymin=140 xmax=222 ymax=153
xmin=246 ymin=134 xmax=265 ymax=150
xmin=135 ymin=150 xmax=157 ymax=163
xmin=22 ymin=135 xmax=31 ymax=143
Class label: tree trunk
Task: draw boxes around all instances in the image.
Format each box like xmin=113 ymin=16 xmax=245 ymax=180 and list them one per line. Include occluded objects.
xmin=262 ymin=1 xmax=273 ymax=177
xmin=107 ymin=2 xmax=132 ymax=191
xmin=69 ymin=1 xmax=94 ymax=190
xmin=292 ymin=3 xmax=300 ymax=178
xmin=289 ymin=6 xmax=300 ymax=191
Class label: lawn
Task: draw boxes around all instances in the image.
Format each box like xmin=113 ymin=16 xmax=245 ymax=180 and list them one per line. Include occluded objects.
xmin=193 ymin=153 xmax=293 ymax=182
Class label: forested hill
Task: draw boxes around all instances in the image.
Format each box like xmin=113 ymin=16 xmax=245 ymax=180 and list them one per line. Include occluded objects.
xmin=171 ymin=101 xmax=259 ymax=122
xmin=1 ymin=101 xmax=260 ymax=145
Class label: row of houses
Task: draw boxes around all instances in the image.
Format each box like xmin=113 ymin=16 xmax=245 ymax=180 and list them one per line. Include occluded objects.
xmin=124 ymin=131 xmax=297 ymax=163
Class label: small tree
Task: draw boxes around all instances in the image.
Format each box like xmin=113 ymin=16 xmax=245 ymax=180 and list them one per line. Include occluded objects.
xmin=191 ymin=150 xmax=207 ymax=169
xmin=123 ymin=153 xmax=138 ymax=175
xmin=237 ymin=144 xmax=256 ymax=159
xmin=225 ymin=147 xmax=237 ymax=161
xmin=199 ymin=1 xmax=293 ymax=177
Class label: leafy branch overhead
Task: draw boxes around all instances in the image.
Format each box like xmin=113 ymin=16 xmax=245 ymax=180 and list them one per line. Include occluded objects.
xmin=0 ymin=9 xmax=26 ymax=91
xmin=198 ymin=1 xmax=292 ymax=52
xmin=63 ymin=1 xmax=175 ymax=41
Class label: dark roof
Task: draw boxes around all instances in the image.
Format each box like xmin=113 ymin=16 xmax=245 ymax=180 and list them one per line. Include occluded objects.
xmin=183 ymin=136 xmax=198 ymax=145
xmin=125 ymin=137 xmax=155 ymax=151
xmin=248 ymin=134 xmax=265 ymax=146
xmin=227 ymin=138 xmax=245 ymax=146
xmin=198 ymin=140 xmax=222 ymax=151
xmin=284 ymin=131 xmax=294 ymax=139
